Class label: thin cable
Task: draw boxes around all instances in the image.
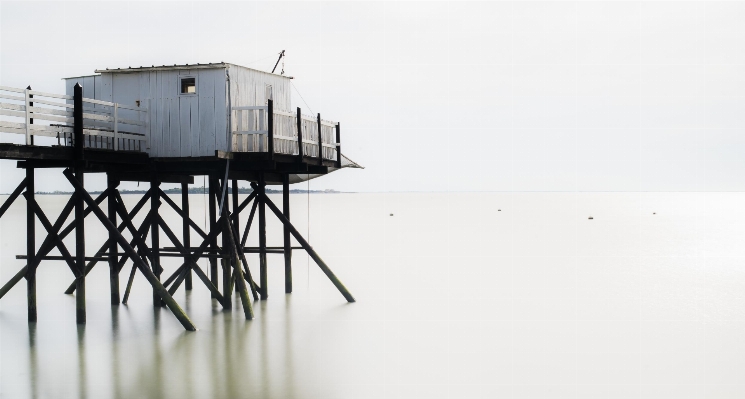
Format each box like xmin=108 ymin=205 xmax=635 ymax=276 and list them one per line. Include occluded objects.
xmin=291 ymin=82 xmax=314 ymax=115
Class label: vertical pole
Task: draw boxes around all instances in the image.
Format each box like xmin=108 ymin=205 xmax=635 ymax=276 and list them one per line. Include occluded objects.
xmin=231 ymin=180 xmax=240 ymax=293
xmin=26 ymin=167 xmax=36 ymax=322
xmin=259 ymin=174 xmax=268 ymax=300
xmin=267 ymin=99 xmax=274 ymax=158
xmin=221 ymin=178 xmax=232 ymax=308
xmin=24 ymin=87 xmax=31 ymax=145
xmin=27 ymin=85 xmax=34 ymax=145
xmin=73 ymin=83 xmax=86 ymax=324
xmin=336 ymin=123 xmax=341 ymax=169
xmin=317 ymin=113 xmax=322 ymax=164
xmin=151 ymin=176 xmax=162 ymax=306
xmin=182 ymin=182 xmax=192 ymax=290
xmin=283 ymin=174 xmax=292 ymax=293
xmin=296 ymin=107 xmax=303 ymax=160
xmin=208 ymin=176 xmax=218 ymax=298
xmin=108 ymin=175 xmax=120 ymax=304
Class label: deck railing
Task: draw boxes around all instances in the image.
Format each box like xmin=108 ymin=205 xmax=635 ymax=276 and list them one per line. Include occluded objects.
xmin=0 ymin=85 xmax=147 ymax=152
xmin=231 ymin=100 xmax=340 ymax=166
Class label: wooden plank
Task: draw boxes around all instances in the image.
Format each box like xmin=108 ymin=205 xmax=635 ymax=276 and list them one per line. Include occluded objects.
xmin=197 ymin=69 xmax=216 ymax=156
xmin=179 ymin=95 xmax=192 ymax=158
xmin=149 ymin=71 xmax=157 ymax=154
xmin=28 ymin=90 xmax=72 ymax=100
xmin=169 ymin=94 xmax=180 ymax=158
xmin=0 ymin=86 xmax=25 ymax=93
xmin=232 ymin=106 xmax=267 ymax=111
xmin=0 ymin=93 xmax=26 ymax=102
xmin=214 ymin=70 xmax=227 ymax=153
xmin=153 ymin=71 xmax=163 ymax=156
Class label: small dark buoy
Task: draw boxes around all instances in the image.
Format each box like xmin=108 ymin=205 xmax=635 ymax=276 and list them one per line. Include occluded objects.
xmin=588 ymin=216 xmax=593 ymax=220
xmin=653 ymin=212 xmax=656 ymax=215
xmin=498 ymin=209 xmax=501 ymax=212
xmin=390 ymin=214 xmax=393 ymax=216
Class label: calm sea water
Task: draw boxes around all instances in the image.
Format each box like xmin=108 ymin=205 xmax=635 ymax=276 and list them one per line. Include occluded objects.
xmin=1 ymin=192 xmax=744 ymax=398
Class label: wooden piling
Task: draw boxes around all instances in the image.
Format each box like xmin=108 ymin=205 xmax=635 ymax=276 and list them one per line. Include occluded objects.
xmin=151 ymin=177 xmax=162 ymax=306
xmin=63 ymin=169 xmax=196 ymax=331
xmin=260 ymin=192 xmax=355 ymax=303
xmin=182 ymin=182 xmax=192 ymax=290
xmin=283 ymin=174 xmax=292 ymax=293
xmin=208 ymin=176 xmax=218 ymax=298
xmin=108 ymin=175 xmax=120 ymax=304
xmin=26 ymin=167 xmax=36 ymax=322
xmin=221 ymin=179 xmax=232 ymax=307
xmin=73 ymin=83 xmax=86 ymax=324
xmin=223 ymin=218 xmax=253 ymax=319
xmin=258 ymin=175 xmax=268 ymax=300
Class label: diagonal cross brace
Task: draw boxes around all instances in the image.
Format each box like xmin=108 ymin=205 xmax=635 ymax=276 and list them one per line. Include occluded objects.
xmin=158 ymin=189 xmax=208 ymax=240
xmin=0 ymin=177 xmax=27 ymax=220
xmin=260 ymin=192 xmax=356 ymax=303
xmin=24 ymin=193 xmax=81 ymax=276
xmin=63 ymin=168 xmax=196 ymax=331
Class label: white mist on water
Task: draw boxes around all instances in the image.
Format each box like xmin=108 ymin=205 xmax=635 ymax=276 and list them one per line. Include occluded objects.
xmin=1 ymin=192 xmax=745 ymax=398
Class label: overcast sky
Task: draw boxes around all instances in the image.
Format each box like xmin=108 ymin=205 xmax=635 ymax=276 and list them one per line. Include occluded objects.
xmin=1 ymin=1 xmax=743 ymax=193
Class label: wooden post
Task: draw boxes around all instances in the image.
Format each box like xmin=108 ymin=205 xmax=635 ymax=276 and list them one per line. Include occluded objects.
xmin=267 ymin=99 xmax=274 ymax=158
xmin=208 ymin=176 xmax=218 ymax=297
xmin=62 ymin=169 xmax=196 ymax=331
xmin=260 ymin=192 xmax=355 ymax=303
xmin=296 ymin=107 xmax=303 ymax=160
xmin=221 ymin=178 xmax=232 ymax=308
xmin=231 ymin=179 xmax=240 ymax=296
xmin=108 ymin=175 xmax=120 ymax=304
xmin=317 ymin=113 xmax=322 ymax=164
xmin=258 ymin=175 xmax=268 ymax=300
xmin=182 ymin=182 xmax=192 ymax=290
xmin=283 ymin=174 xmax=292 ymax=293
xmin=151 ymin=177 xmax=162 ymax=306
xmin=27 ymin=85 xmax=33 ymax=146
xmin=26 ymin=167 xmax=36 ymax=322
xmin=336 ymin=123 xmax=341 ymax=168
xmin=73 ymin=83 xmax=86 ymax=324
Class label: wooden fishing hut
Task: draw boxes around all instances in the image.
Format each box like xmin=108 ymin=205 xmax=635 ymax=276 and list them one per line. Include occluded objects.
xmin=0 ymin=62 xmax=361 ymax=331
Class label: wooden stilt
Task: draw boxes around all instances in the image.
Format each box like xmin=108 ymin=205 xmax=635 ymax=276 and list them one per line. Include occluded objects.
xmin=259 ymin=191 xmax=355 ymax=303
xmin=182 ymin=182 xmax=192 ymax=290
xmin=25 ymin=167 xmax=36 ymax=322
xmin=228 ymin=220 xmax=259 ymax=300
xmin=108 ymin=175 xmax=120 ymax=304
xmin=151 ymin=177 xmax=162 ymax=307
xmin=223 ymin=218 xmax=253 ymax=319
xmin=63 ymin=169 xmax=196 ymax=331
xmin=221 ymin=178 xmax=232 ymax=307
xmin=258 ymin=175 xmax=268 ymax=300
xmin=241 ymin=199 xmax=258 ymax=247
xmin=208 ymin=176 xmax=218 ymax=298
xmin=73 ymin=83 xmax=86 ymax=324
xmin=283 ymin=174 xmax=292 ymax=294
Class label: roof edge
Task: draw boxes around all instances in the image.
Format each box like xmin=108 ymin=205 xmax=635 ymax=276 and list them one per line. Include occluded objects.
xmin=95 ymin=63 xmax=228 ymax=74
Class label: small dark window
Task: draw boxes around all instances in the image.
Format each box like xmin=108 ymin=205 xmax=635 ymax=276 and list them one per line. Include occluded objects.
xmin=180 ymin=77 xmax=196 ymax=94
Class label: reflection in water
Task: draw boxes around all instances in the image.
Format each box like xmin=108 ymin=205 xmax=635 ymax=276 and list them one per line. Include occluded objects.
xmin=28 ymin=323 xmax=38 ymax=399
xmin=77 ymin=326 xmax=87 ymax=399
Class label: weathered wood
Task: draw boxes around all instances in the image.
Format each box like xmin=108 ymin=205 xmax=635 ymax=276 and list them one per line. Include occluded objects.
xmin=0 ymin=177 xmax=27 ymax=219
xmin=223 ymin=217 xmax=253 ymax=319
xmin=221 ymin=178 xmax=232 ymax=307
xmin=182 ymin=182 xmax=192 ymax=290
xmin=235 ymin=190 xmax=257 ymax=215
xmin=122 ymin=263 xmax=137 ymax=305
xmin=336 ymin=123 xmax=341 ymax=168
xmin=229 ymin=220 xmax=260 ymax=301
xmin=151 ymin=178 xmax=161 ymax=306
xmin=64 ymin=192 xmax=151 ymax=294
xmin=74 ymin=83 xmax=86 ymax=324
xmin=258 ymin=176 xmax=267 ymax=300
xmin=317 ymin=113 xmax=322 ymax=165
xmin=24 ymin=194 xmax=80 ymax=277
xmin=0 ymin=266 xmax=28 ymax=300
xmin=260 ymin=191 xmax=355 ymax=303
xmin=108 ymin=177 xmax=120 ymax=304
xmin=296 ymin=107 xmax=303 ymax=160
xmin=283 ymin=174 xmax=292 ymax=293
xmin=267 ymin=99 xmax=274 ymax=157
xmin=63 ymin=168 xmax=196 ymax=331
xmin=159 ymin=188 xmax=208 ymax=240
xmin=241 ymin=199 xmax=258 ymax=247
xmin=208 ymin=176 xmax=218 ymax=297
xmin=25 ymin=167 xmax=36 ymax=322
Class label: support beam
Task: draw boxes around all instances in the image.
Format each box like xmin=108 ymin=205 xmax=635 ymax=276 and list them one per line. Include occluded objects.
xmin=0 ymin=177 xmax=27 ymax=219
xmin=223 ymin=217 xmax=253 ymax=319
xmin=63 ymin=169 xmax=196 ymax=331
xmin=108 ymin=176 xmax=120 ymax=304
xmin=208 ymin=176 xmax=218 ymax=298
xmin=283 ymin=174 xmax=292 ymax=293
xmin=181 ymin=182 xmax=192 ymax=290
xmin=221 ymin=179 xmax=232 ymax=307
xmin=159 ymin=188 xmax=207 ymax=240
xmin=258 ymin=175 xmax=268 ymax=300
xmin=241 ymin=199 xmax=258 ymax=247
xmin=259 ymin=191 xmax=355 ymax=303
xmin=73 ymin=83 xmax=86 ymax=324
xmin=25 ymin=167 xmax=36 ymax=322
xmin=151 ymin=177 xmax=161 ymax=306
xmin=229 ymin=220 xmax=260 ymax=301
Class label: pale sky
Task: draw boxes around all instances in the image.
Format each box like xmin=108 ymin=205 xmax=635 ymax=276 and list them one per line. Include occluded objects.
xmin=1 ymin=1 xmax=743 ymax=193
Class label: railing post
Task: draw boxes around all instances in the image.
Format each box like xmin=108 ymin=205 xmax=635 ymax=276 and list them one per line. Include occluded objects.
xmin=73 ymin=83 xmax=86 ymax=324
xmin=27 ymin=85 xmax=34 ymax=145
xmin=336 ymin=123 xmax=341 ymax=168
xmin=317 ymin=113 xmax=322 ymax=165
xmin=267 ymin=100 xmax=274 ymax=158
xmin=74 ymin=83 xmax=84 ymax=159
xmin=296 ymin=107 xmax=303 ymax=160
xmin=24 ymin=87 xmax=31 ymax=145
xmin=113 ymin=103 xmax=119 ymax=151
